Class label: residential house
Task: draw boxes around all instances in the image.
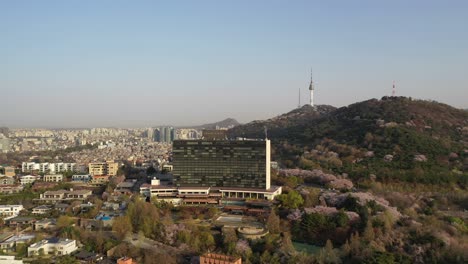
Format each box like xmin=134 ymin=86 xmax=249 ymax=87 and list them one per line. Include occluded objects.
xmin=0 ymin=234 xmax=35 ymax=253
xmin=0 ymin=176 xmax=14 ymax=185
xmin=55 ymin=203 xmax=70 ymax=213
xmin=6 ymin=217 xmax=36 ymax=228
xmin=0 ymin=205 xmax=24 ymax=219
xmin=66 ymin=189 xmax=93 ymax=200
xmin=34 ymin=218 xmax=57 ymax=230
xmin=32 ymin=205 xmax=52 ymax=215
xmin=39 ymin=190 xmax=67 ymax=202
xmin=115 ymin=180 xmax=136 ymax=194
xmin=102 ymin=202 xmax=121 ymax=211
xmin=0 ymin=185 xmax=23 ymax=194
xmin=39 ymin=189 xmax=92 ymax=203
xmin=28 ymin=238 xmax=77 ymax=256
xmin=0 ymin=256 xmax=24 ymax=264
xmin=72 ymin=174 xmax=91 ymax=183
xmin=90 ymin=175 xmax=110 ymax=186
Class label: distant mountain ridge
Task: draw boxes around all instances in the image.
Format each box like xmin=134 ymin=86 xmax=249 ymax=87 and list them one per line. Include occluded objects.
xmin=193 ymin=118 xmax=241 ymax=129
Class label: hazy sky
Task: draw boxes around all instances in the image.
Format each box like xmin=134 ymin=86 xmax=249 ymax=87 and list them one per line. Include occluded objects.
xmin=1 ymin=1 xmax=467 ymax=128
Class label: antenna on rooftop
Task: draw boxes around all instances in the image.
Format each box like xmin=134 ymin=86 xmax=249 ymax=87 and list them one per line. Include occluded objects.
xmin=264 ymin=126 xmax=268 ymax=140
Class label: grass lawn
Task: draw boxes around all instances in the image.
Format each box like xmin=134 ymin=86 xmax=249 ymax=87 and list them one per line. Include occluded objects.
xmin=292 ymin=241 xmax=322 ymax=255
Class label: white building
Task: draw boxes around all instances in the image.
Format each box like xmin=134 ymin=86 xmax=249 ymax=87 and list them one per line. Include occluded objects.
xmin=0 ymin=205 xmax=24 ymax=220
xmin=141 ymin=177 xmax=282 ymax=206
xmin=0 ymin=256 xmax=24 ymax=264
xmin=32 ymin=205 xmax=52 ymax=215
xmin=28 ymin=238 xmax=77 ymax=256
xmin=19 ymin=175 xmax=38 ymax=185
xmin=22 ymin=162 xmax=75 ymax=174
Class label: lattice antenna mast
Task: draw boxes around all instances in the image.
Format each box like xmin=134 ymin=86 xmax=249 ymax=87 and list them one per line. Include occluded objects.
xmin=298 ymin=88 xmax=301 ymax=108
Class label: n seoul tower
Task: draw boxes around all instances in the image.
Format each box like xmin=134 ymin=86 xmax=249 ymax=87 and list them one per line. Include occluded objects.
xmin=308 ymin=69 xmax=315 ymax=107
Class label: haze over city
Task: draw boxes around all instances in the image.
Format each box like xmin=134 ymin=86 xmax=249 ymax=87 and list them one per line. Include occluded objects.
xmin=1 ymin=1 xmax=467 ymax=128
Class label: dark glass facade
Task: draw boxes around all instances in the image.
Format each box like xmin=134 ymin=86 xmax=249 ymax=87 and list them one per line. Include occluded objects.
xmin=173 ymin=140 xmax=269 ymax=189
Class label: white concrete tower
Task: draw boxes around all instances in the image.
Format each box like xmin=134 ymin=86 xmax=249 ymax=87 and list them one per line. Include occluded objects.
xmin=308 ymin=69 xmax=315 ymax=106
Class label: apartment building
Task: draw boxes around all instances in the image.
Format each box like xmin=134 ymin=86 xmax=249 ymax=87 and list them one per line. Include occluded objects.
xmin=22 ymin=162 xmax=75 ymax=174
xmin=19 ymin=175 xmax=38 ymax=185
xmin=88 ymin=161 xmax=119 ymax=176
xmin=4 ymin=166 xmax=16 ymax=177
xmin=43 ymin=174 xmax=63 ymax=182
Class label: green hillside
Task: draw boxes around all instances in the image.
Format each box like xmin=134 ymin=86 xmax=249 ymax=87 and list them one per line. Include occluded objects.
xmin=227 ymin=104 xmax=336 ymax=139
xmin=229 ymin=97 xmax=468 ymax=187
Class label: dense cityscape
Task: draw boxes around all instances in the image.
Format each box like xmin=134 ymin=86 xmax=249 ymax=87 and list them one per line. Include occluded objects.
xmin=0 ymin=123 xmax=285 ymax=264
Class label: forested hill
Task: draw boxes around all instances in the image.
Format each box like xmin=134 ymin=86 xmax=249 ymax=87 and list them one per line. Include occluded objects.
xmin=227 ymin=104 xmax=336 ymax=139
xmin=290 ymin=97 xmax=467 ymax=146
xmin=229 ymin=97 xmax=468 ymax=186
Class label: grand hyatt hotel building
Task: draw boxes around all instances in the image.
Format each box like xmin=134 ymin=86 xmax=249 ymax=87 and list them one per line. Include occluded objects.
xmin=141 ymin=139 xmax=282 ymax=205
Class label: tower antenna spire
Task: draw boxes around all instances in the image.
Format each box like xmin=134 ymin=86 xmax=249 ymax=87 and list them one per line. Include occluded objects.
xmin=311 ymin=67 xmax=313 ymax=83
xmin=298 ymin=88 xmax=301 ymax=108
xmin=308 ymin=67 xmax=315 ymax=106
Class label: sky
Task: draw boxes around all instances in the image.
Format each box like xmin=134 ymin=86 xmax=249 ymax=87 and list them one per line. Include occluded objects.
xmin=1 ymin=1 xmax=467 ymax=128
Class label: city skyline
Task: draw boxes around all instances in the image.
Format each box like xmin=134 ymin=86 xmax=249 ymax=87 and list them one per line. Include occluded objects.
xmin=2 ymin=1 xmax=467 ymax=128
